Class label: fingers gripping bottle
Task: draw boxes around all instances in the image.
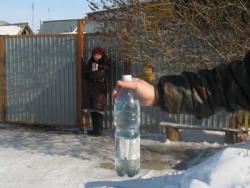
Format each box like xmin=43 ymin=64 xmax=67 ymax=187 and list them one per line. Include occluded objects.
xmin=114 ymin=75 xmax=141 ymax=177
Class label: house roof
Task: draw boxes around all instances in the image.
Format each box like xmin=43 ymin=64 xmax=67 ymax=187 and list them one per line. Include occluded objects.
xmin=0 ymin=20 xmax=9 ymax=25
xmin=39 ymin=19 xmax=80 ymax=34
xmin=0 ymin=25 xmax=21 ymax=35
xmin=0 ymin=22 xmax=33 ymax=35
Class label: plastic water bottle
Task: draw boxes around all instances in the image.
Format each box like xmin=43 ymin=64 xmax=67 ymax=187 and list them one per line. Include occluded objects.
xmin=114 ymin=75 xmax=141 ymax=177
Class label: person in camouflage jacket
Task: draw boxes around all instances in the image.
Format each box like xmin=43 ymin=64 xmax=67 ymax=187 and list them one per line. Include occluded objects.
xmin=113 ymin=51 xmax=250 ymax=119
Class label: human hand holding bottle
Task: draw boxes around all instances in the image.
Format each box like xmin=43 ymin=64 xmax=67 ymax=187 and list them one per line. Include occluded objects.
xmin=113 ymin=78 xmax=156 ymax=107
xmin=92 ymin=63 xmax=98 ymax=71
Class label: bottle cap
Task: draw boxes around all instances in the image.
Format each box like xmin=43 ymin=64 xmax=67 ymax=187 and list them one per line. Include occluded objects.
xmin=122 ymin=75 xmax=132 ymax=81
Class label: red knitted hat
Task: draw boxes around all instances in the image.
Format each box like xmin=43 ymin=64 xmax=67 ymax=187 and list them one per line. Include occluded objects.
xmin=92 ymin=47 xmax=105 ymax=56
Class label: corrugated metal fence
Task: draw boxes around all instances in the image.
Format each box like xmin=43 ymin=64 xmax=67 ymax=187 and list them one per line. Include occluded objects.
xmin=1 ymin=35 xmax=77 ymax=128
xmin=0 ymin=32 xmax=249 ymax=132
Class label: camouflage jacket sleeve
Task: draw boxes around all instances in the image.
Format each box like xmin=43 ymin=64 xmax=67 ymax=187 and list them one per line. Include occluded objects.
xmin=155 ymin=51 xmax=250 ymax=119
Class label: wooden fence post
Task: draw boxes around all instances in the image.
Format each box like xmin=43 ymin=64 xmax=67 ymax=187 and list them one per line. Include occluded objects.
xmin=0 ymin=37 xmax=6 ymax=122
xmin=76 ymin=19 xmax=84 ymax=129
xmin=245 ymin=111 xmax=249 ymax=130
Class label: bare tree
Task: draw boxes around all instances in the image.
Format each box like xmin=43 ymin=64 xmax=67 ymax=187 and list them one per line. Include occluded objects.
xmin=87 ymin=0 xmax=250 ymax=73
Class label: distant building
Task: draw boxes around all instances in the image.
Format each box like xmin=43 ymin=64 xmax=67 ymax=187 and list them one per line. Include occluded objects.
xmin=39 ymin=19 xmax=81 ymax=34
xmin=0 ymin=22 xmax=33 ymax=35
xmin=84 ymin=1 xmax=172 ymax=33
xmin=0 ymin=20 xmax=9 ymax=26
xmin=84 ymin=11 xmax=105 ymax=33
xmin=84 ymin=9 xmax=120 ymax=33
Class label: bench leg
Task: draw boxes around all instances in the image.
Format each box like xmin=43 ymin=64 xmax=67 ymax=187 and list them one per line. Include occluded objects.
xmin=225 ymin=131 xmax=238 ymax=144
xmin=166 ymin=127 xmax=180 ymax=141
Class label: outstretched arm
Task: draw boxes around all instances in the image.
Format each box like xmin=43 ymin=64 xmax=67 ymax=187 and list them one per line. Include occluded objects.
xmin=113 ymin=51 xmax=250 ymax=119
xmin=156 ymin=51 xmax=250 ymax=118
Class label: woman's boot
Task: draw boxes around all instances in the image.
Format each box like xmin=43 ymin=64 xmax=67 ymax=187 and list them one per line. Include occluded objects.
xmin=88 ymin=112 xmax=103 ymax=136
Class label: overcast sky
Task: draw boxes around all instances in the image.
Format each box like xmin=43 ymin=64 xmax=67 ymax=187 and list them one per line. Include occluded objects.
xmin=0 ymin=0 xmax=92 ymax=32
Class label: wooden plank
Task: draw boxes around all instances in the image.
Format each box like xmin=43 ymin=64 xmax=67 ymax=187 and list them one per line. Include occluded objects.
xmin=245 ymin=111 xmax=249 ymax=130
xmin=0 ymin=37 xmax=6 ymax=122
xmin=81 ymin=20 xmax=89 ymax=131
xmin=160 ymin=122 xmax=248 ymax=133
xmin=166 ymin=127 xmax=180 ymax=141
xmin=161 ymin=121 xmax=248 ymax=144
xmin=75 ymin=19 xmax=84 ymax=129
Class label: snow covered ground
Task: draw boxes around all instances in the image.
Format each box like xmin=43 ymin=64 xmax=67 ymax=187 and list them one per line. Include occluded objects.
xmin=0 ymin=124 xmax=250 ymax=188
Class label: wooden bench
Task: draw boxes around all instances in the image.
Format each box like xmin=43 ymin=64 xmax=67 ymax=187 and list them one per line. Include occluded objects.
xmin=160 ymin=122 xmax=248 ymax=144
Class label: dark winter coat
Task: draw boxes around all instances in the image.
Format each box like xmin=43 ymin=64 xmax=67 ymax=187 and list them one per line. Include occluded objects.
xmin=155 ymin=51 xmax=250 ymax=119
xmin=82 ymin=56 xmax=110 ymax=111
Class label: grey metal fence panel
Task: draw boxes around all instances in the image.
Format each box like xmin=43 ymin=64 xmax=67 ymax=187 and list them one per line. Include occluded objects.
xmin=140 ymin=106 xmax=231 ymax=133
xmin=5 ymin=35 xmax=77 ymax=128
xmin=0 ymin=37 xmax=3 ymax=121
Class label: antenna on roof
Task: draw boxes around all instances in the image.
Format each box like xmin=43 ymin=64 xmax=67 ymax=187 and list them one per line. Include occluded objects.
xmin=48 ymin=8 xmax=50 ymax=20
xmin=32 ymin=3 xmax=34 ymax=29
